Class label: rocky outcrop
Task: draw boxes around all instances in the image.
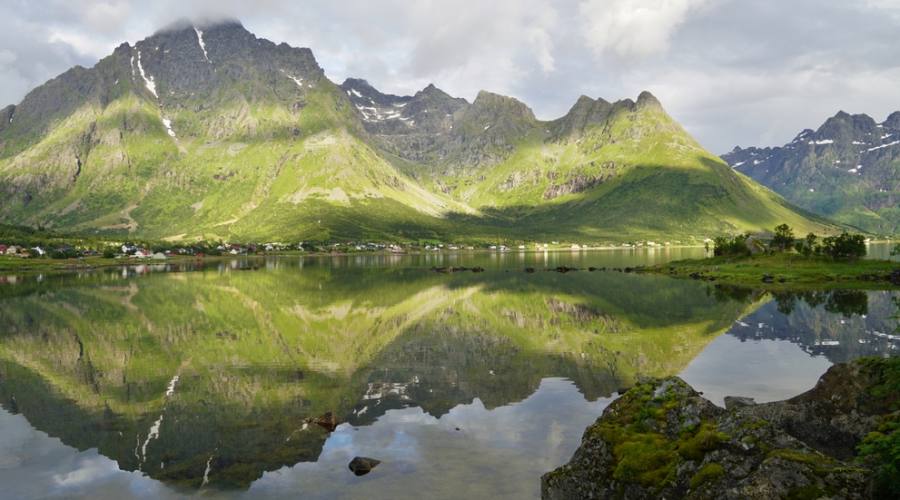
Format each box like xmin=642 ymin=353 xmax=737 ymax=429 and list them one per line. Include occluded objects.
xmin=542 ymin=357 xmax=900 ymax=499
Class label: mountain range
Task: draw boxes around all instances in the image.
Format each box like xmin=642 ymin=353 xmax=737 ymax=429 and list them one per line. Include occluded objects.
xmin=723 ymin=111 xmax=899 ymax=235
xmin=0 ymin=19 xmax=835 ymax=243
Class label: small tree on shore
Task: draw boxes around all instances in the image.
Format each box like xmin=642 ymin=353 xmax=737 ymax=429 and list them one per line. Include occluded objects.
xmin=771 ymin=224 xmax=795 ymax=252
xmin=821 ymin=232 xmax=866 ymax=260
xmin=805 ymin=233 xmax=818 ymax=254
xmin=713 ymin=234 xmax=751 ymax=257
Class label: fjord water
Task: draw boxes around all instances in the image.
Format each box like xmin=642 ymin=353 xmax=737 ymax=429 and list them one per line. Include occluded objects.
xmin=0 ymin=248 xmax=897 ymax=499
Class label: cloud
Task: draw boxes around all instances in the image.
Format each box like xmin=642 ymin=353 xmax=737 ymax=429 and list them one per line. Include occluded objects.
xmin=578 ymin=0 xmax=712 ymax=58
xmin=0 ymin=0 xmax=898 ymax=153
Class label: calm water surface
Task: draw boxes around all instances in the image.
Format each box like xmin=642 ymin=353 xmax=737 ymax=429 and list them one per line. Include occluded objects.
xmin=0 ymin=246 xmax=897 ymax=499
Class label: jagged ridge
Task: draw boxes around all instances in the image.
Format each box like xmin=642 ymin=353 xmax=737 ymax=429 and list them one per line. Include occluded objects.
xmin=723 ymin=110 xmax=900 ymax=234
xmin=0 ymin=20 xmax=836 ymax=242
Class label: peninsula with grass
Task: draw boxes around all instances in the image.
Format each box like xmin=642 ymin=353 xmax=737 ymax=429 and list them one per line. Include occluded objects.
xmin=641 ymin=224 xmax=900 ymax=288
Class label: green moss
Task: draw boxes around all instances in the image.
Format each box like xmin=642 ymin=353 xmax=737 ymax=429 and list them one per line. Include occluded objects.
xmin=786 ymin=484 xmax=826 ymax=500
xmin=741 ymin=418 xmax=770 ymax=431
xmin=768 ymin=448 xmax=835 ymax=467
xmin=678 ymin=423 xmax=728 ymax=461
xmin=611 ymin=433 xmax=678 ymax=487
xmin=689 ymin=462 xmax=725 ymax=489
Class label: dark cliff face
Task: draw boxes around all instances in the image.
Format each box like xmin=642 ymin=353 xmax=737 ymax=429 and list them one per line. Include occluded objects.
xmin=0 ymin=105 xmax=15 ymax=134
xmin=134 ymin=20 xmax=322 ymax=101
xmin=0 ymin=20 xmax=328 ymax=156
xmin=722 ymin=110 xmax=900 ymax=234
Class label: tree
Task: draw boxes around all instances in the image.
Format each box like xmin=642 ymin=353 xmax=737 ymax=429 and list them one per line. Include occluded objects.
xmin=821 ymin=232 xmax=866 ymax=260
xmin=794 ymin=232 xmax=818 ymax=257
xmin=771 ymin=224 xmax=795 ymax=252
xmin=713 ymin=234 xmax=751 ymax=257
xmin=892 ymin=243 xmax=900 ymax=257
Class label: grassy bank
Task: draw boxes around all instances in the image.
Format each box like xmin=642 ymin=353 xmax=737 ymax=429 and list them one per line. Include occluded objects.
xmin=640 ymin=253 xmax=899 ymax=289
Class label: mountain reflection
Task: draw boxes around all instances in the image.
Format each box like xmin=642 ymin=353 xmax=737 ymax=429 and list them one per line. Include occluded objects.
xmin=0 ymin=264 xmax=895 ymax=490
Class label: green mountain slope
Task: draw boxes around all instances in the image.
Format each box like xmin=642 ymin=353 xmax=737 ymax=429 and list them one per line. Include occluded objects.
xmin=0 ymin=20 xmax=836 ymax=242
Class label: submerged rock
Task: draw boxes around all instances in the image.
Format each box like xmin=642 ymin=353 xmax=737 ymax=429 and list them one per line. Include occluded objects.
xmin=348 ymin=456 xmax=381 ymax=476
xmin=542 ymin=357 xmax=900 ymax=499
xmin=310 ymin=412 xmax=339 ymax=432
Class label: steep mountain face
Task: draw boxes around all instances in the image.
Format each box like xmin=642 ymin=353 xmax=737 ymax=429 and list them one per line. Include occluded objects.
xmin=0 ymin=19 xmax=834 ymax=242
xmin=723 ymin=111 xmax=900 ymax=234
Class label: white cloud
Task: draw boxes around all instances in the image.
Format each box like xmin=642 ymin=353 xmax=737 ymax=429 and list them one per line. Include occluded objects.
xmin=0 ymin=0 xmax=898 ymax=152
xmin=578 ymin=0 xmax=712 ymax=58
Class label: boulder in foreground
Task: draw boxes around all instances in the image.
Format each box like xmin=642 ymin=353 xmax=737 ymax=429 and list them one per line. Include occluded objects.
xmin=542 ymin=357 xmax=900 ymax=499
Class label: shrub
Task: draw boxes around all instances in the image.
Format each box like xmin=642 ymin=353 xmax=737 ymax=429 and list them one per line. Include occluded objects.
xmin=858 ymin=418 xmax=900 ymax=499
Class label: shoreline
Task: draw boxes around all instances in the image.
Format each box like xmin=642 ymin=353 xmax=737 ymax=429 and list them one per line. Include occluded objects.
xmin=0 ymin=246 xmax=707 ymax=274
xmin=639 ymin=253 xmax=900 ymax=290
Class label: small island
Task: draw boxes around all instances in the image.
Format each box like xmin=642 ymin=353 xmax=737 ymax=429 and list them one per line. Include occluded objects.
xmin=641 ymin=225 xmax=900 ymax=289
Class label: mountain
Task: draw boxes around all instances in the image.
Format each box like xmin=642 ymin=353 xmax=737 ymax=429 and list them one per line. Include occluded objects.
xmin=0 ymin=19 xmax=834 ymax=243
xmin=722 ymin=111 xmax=900 ymax=235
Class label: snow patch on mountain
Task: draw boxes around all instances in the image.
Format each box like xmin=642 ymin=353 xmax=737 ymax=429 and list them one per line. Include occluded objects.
xmin=194 ymin=27 xmax=210 ymax=63
xmin=162 ymin=118 xmax=176 ymax=138
xmin=135 ymin=51 xmax=158 ymax=98
xmin=866 ymin=140 xmax=899 ymax=152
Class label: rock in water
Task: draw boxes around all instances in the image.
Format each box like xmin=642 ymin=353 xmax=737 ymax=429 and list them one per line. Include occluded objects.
xmin=541 ymin=357 xmax=900 ymax=499
xmin=348 ymin=456 xmax=381 ymax=476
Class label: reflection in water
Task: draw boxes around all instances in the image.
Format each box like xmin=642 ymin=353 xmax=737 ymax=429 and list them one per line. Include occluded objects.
xmin=0 ymin=253 xmax=897 ymax=499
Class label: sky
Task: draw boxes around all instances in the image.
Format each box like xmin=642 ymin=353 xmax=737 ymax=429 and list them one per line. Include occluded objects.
xmin=1 ymin=0 xmax=899 ymax=153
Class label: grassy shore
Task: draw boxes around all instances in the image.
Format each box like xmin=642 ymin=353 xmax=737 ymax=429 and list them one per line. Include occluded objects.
xmin=0 ymin=255 xmax=220 ymax=272
xmin=640 ymin=252 xmax=899 ymax=289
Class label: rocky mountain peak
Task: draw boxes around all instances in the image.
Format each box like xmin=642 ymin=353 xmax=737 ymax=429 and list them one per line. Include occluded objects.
xmin=471 ymin=91 xmax=535 ymax=121
xmin=636 ymin=90 xmax=662 ymax=109
xmin=341 ymin=78 xmax=409 ymax=108
xmin=882 ymin=111 xmax=900 ymax=129
xmin=815 ymin=111 xmax=878 ymax=141
xmin=549 ymin=95 xmax=615 ymax=139
xmin=155 ymin=17 xmax=245 ymax=35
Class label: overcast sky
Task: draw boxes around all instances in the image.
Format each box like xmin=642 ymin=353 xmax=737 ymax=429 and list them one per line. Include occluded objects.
xmin=1 ymin=0 xmax=898 ymax=153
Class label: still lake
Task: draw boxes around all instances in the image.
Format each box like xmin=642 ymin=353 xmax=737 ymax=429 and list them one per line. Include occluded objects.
xmin=0 ymin=245 xmax=897 ymax=499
